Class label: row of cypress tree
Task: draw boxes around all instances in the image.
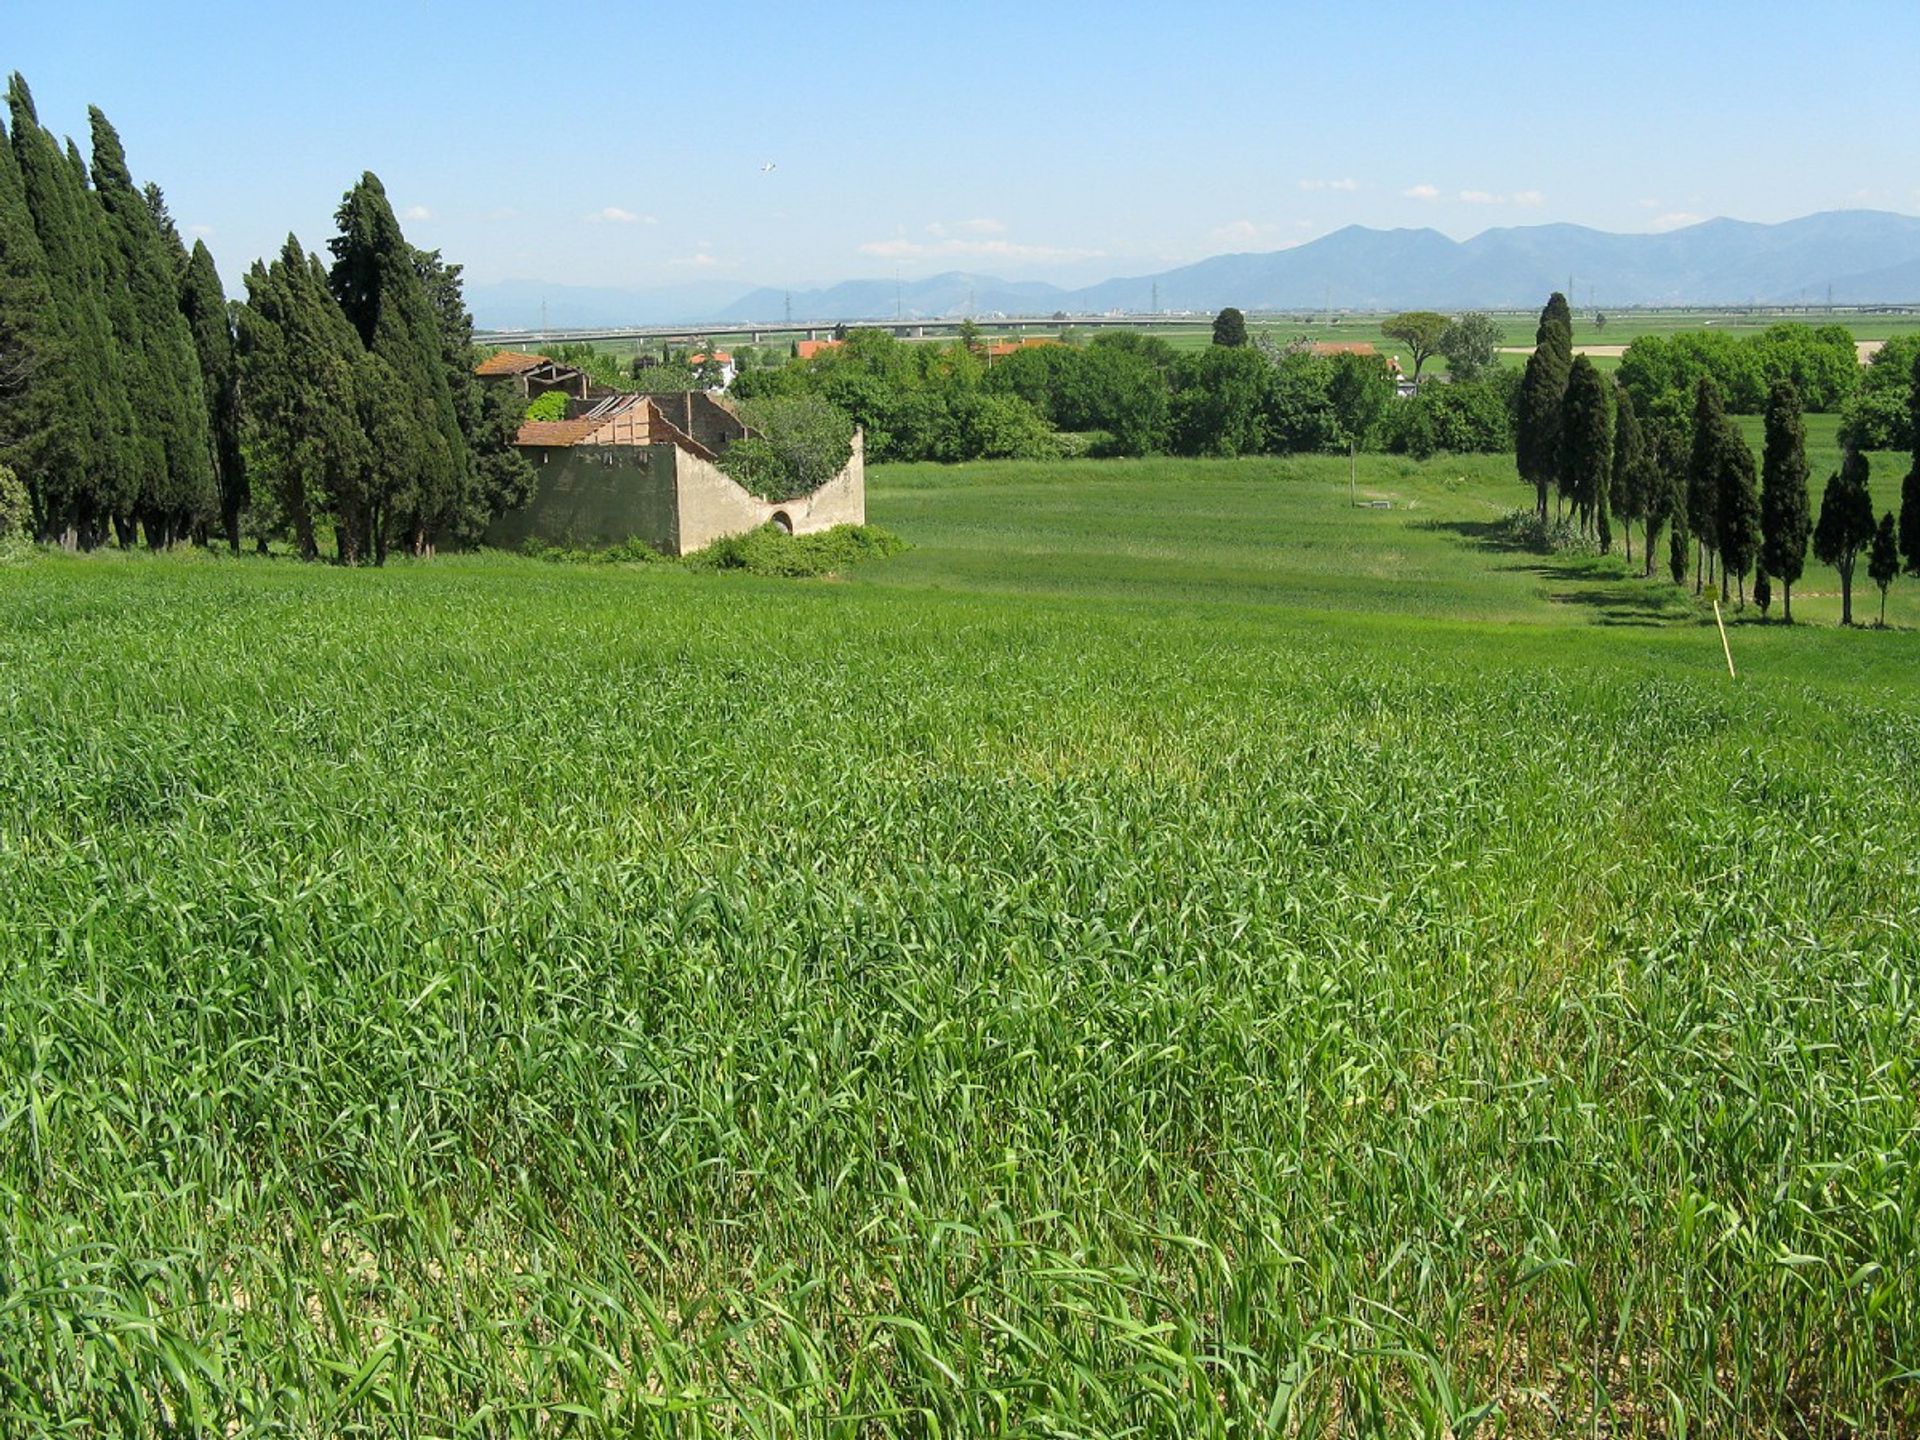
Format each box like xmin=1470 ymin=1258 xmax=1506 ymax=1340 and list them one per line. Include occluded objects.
xmin=0 ymin=73 xmax=529 ymax=560
xmin=1514 ymin=290 xmax=1920 ymax=623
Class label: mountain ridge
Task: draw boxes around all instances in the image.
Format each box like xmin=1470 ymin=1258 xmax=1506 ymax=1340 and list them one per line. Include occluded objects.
xmin=466 ymin=210 xmax=1920 ymax=329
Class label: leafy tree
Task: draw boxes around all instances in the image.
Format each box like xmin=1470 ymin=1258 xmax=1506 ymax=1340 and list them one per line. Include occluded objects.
xmin=1210 ymin=307 xmax=1247 ymax=348
xmin=1170 ymin=345 xmax=1272 ymax=457
xmin=1688 ymin=378 xmax=1727 ymax=592
xmin=1759 ymin=380 xmax=1811 ymax=621
xmin=1382 ymin=311 xmax=1448 ymax=387
xmin=523 ymin=390 xmax=567 ymax=422
xmin=1903 ymin=465 xmax=1920 ymax=578
xmin=1437 ymin=313 xmax=1501 ymax=383
xmin=1715 ymin=428 xmax=1761 ymax=604
xmin=1262 ymin=346 xmax=1340 ymax=453
xmin=1609 ymin=385 xmax=1648 ymax=564
xmin=1838 ymin=335 xmax=1920 ymax=451
xmin=1813 ymin=448 xmax=1876 ymax=625
xmin=1667 ymin=495 xmax=1690 ymax=585
xmin=1327 ymin=350 xmax=1395 ymax=503
xmin=0 ymin=461 xmax=27 ymax=541
xmin=1387 ymin=374 xmax=1515 ymax=457
xmin=1515 ymin=292 xmax=1572 ymax=519
xmin=1868 ymin=512 xmax=1898 ymax=626
xmin=1558 ymin=355 xmax=1614 ymax=545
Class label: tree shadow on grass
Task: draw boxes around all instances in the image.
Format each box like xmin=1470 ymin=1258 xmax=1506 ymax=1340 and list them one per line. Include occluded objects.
xmin=1414 ymin=518 xmax=1538 ymax=554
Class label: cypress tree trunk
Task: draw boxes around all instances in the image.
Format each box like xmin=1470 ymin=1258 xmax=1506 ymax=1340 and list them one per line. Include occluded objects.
xmin=1840 ymin=563 xmax=1853 ymax=625
xmin=1783 ymin=581 xmax=1792 ymax=624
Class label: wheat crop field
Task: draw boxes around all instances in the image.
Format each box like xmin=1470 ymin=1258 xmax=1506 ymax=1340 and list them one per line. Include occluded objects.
xmin=1 ymin=449 xmax=1916 ymax=1436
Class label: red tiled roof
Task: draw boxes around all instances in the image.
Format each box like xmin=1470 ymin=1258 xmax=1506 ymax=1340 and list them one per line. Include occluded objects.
xmin=794 ymin=339 xmax=842 ymax=360
xmin=1309 ymin=342 xmax=1376 ymax=356
xmin=687 ymin=351 xmax=732 ymax=364
xmin=515 ymin=418 xmax=600 ymax=446
xmin=476 ymin=350 xmax=550 ymax=376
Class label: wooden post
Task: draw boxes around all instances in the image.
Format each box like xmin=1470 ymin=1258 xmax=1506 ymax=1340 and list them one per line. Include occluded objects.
xmin=1713 ymin=599 xmax=1736 ymax=678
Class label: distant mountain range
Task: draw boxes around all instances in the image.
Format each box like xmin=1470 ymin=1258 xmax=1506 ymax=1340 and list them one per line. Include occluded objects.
xmin=467 ymin=210 xmax=1920 ymax=329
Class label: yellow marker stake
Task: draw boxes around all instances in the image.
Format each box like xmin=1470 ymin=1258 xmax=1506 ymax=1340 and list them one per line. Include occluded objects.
xmin=1713 ymin=600 xmax=1736 ymax=678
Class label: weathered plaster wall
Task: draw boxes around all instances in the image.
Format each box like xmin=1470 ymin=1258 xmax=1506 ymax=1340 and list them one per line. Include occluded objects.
xmin=483 ymin=444 xmax=681 ymax=551
xmin=674 ymin=430 xmax=865 ymax=553
xmin=488 ymin=429 xmax=865 ymax=556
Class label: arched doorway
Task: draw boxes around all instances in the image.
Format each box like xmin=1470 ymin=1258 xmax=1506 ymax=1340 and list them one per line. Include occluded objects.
xmin=770 ymin=511 xmax=793 ymax=534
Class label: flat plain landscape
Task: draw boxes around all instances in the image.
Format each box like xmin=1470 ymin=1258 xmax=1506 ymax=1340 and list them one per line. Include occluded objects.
xmin=2 ymin=448 xmax=1915 ymax=1435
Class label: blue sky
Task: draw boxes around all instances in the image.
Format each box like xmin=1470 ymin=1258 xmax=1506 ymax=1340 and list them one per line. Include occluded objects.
xmin=8 ymin=2 xmax=1920 ymax=295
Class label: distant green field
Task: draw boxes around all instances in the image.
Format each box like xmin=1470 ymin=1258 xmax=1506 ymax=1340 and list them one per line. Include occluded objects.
xmin=2 ymin=449 xmax=1915 ymax=1434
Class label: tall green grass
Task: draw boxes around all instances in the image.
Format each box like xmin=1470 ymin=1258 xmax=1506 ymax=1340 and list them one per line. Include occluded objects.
xmin=0 ymin=453 xmax=1915 ymax=1435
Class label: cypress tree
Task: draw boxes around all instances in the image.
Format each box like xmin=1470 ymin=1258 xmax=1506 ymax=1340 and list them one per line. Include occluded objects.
xmin=0 ymin=106 xmax=59 ymax=533
xmin=1760 ymin=380 xmax=1812 ymax=622
xmin=180 ymin=239 xmax=247 ymax=550
xmin=1558 ymin=354 xmax=1613 ymax=546
xmin=1868 ymin=512 xmax=1898 ymax=627
xmin=1687 ymin=379 xmax=1726 ymax=593
xmin=1813 ymin=448 xmax=1876 ymax=626
xmin=8 ymin=75 xmax=136 ymax=543
xmin=236 ymin=236 xmax=367 ymax=560
xmin=89 ymin=109 xmax=216 ymax=546
xmin=1515 ymin=292 xmax=1572 ymax=520
xmin=1610 ymin=385 xmax=1647 ymax=565
xmin=1903 ymin=350 xmax=1920 ymax=576
xmin=1715 ymin=428 xmax=1761 ymax=605
xmin=328 ymin=172 xmax=468 ymax=555
xmin=1640 ymin=418 xmax=1685 ymax=580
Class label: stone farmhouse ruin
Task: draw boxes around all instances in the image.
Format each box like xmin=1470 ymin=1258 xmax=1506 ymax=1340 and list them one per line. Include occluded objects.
xmin=474 ymin=352 xmax=864 ymax=555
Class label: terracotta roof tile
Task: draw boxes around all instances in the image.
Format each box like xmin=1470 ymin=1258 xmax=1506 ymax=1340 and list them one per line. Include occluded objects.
xmin=476 ymin=350 xmax=551 ymax=376
xmin=515 ymin=419 xmax=600 ymax=446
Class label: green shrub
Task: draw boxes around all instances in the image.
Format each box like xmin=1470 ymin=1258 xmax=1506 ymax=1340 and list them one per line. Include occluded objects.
xmin=1494 ymin=506 xmax=1601 ymax=556
xmin=523 ymin=391 xmax=569 ymax=423
xmin=687 ymin=523 xmax=908 ymax=577
xmin=0 ymin=465 xmax=30 ymax=553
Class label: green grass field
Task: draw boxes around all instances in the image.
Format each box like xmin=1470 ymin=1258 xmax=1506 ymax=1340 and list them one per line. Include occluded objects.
xmin=2 ymin=449 xmax=1916 ymax=1435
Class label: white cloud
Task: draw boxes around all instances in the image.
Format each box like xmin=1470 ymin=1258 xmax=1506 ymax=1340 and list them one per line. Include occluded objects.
xmin=188 ymin=223 xmax=214 ymax=237
xmin=1298 ymin=177 xmax=1359 ymax=192
xmin=857 ymin=236 xmax=1105 ymax=262
xmin=673 ymin=252 xmax=721 ymax=268
xmin=587 ymin=206 xmax=654 ymax=225
xmin=1403 ymin=183 xmax=1440 ymax=200
xmin=1459 ymin=190 xmax=1499 ymax=205
xmin=402 ymin=204 xmax=432 ymax=222
xmin=1649 ymin=211 xmax=1705 ymax=231
xmin=1511 ymin=190 xmax=1545 ymax=208
xmin=1210 ymin=219 xmax=1261 ymax=244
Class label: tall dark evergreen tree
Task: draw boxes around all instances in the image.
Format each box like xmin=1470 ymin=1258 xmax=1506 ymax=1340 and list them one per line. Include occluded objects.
xmin=1515 ymin=291 xmax=1572 ymax=520
xmin=1558 ymin=354 xmax=1613 ymax=545
xmin=88 ymin=108 xmax=216 ymax=545
xmin=415 ymin=245 xmax=533 ymax=541
xmin=1868 ymin=512 xmax=1898 ymax=627
xmin=180 ymin=239 xmax=247 ymax=550
xmin=237 ymin=236 xmax=368 ymax=560
xmin=1715 ymin=429 xmax=1761 ymax=605
xmin=1610 ymin=385 xmax=1648 ymax=565
xmin=328 ymin=173 xmax=468 ymax=555
xmin=1641 ymin=417 xmax=1686 ymax=580
xmin=8 ymin=74 xmax=137 ymax=543
xmin=1687 ymin=378 xmax=1727 ymax=593
xmin=0 ymin=107 xmax=58 ymax=532
xmin=1903 ymin=351 xmax=1920 ymax=577
xmin=1813 ymin=448 xmax=1876 ymax=626
xmin=1760 ymin=380 xmax=1812 ymax=622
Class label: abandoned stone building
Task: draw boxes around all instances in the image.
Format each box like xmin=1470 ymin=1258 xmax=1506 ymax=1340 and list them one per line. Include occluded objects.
xmin=476 ymin=355 xmax=865 ymax=555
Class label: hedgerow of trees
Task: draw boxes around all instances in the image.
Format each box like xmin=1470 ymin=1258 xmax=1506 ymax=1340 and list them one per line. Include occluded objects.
xmin=0 ymin=72 xmax=529 ymax=560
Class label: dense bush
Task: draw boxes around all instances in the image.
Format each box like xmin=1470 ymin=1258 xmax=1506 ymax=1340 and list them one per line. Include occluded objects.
xmin=721 ymin=394 xmax=856 ymax=500
xmin=0 ymin=464 xmax=31 ymax=545
xmin=686 ymin=522 xmax=909 ymax=576
xmin=1387 ymin=372 xmax=1519 ymax=457
xmin=1618 ymin=324 xmax=1858 ymax=419
xmin=522 ymin=390 xmax=568 ymax=422
xmin=1838 ymin=334 xmax=1920 ymax=452
xmin=1494 ymin=506 xmax=1602 ymax=555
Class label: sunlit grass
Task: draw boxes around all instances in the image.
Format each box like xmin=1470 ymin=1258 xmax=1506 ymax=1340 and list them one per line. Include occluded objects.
xmin=0 ymin=450 xmax=1915 ymax=1435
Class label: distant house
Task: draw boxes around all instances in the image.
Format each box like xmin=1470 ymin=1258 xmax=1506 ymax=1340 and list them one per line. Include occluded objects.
xmin=1307 ymin=341 xmax=1401 ymax=373
xmin=685 ymin=351 xmax=737 ymax=389
xmin=794 ymin=339 xmax=843 ymax=361
xmin=483 ymin=386 xmax=865 ymax=556
xmin=984 ymin=338 xmax=1062 ymax=361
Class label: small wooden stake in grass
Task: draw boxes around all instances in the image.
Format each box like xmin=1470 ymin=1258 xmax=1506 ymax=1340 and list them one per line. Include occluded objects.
xmin=1713 ymin=599 xmax=1736 ymax=678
